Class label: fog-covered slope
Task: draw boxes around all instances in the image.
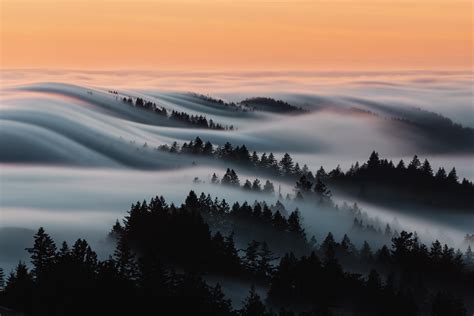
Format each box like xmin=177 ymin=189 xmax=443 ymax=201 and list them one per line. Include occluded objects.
xmin=1 ymin=70 xmax=473 ymax=273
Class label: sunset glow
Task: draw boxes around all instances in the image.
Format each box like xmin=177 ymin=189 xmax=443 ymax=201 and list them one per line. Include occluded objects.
xmin=1 ymin=0 xmax=472 ymax=70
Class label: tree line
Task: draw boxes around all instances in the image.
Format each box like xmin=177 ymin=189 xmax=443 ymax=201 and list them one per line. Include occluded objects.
xmin=120 ymin=95 xmax=233 ymax=130
xmin=159 ymin=138 xmax=474 ymax=210
xmin=1 ymin=191 xmax=472 ymax=315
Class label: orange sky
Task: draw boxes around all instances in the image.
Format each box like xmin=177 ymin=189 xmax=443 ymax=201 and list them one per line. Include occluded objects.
xmin=1 ymin=0 xmax=472 ymax=70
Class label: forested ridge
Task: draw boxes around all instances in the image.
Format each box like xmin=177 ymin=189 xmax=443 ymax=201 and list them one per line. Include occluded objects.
xmin=1 ymin=191 xmax=472 ymax=315
xmin=159 ymin=138 xmax=474 ymax=211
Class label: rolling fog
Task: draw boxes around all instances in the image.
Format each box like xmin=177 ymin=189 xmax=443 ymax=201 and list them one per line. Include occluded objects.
xmin=1 ymin=70 xmax=473 ymax=272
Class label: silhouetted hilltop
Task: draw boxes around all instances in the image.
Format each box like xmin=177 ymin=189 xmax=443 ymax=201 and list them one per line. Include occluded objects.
xmin=240 ymin=97 xmax=305 ymax=113
xmin=120 ymin=95 xmax=234 ymax=130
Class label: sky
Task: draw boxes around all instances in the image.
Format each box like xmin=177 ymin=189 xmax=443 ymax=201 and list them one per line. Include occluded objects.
xmin=0 ymin=0 xmax=472 ymax=70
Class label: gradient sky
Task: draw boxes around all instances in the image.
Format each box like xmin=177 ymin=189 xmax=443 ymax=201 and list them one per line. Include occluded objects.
xmin=1 ymin=0 xmax=472 ymax=70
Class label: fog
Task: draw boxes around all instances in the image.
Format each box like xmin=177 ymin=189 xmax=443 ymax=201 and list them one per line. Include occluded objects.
xmin=1 ymin=70 xmax=473 ymax=274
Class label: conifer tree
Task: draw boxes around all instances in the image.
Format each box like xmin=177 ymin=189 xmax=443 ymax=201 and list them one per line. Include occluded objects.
xmin=240 ymin=285 xmax=267 ymax=316
xmin=244 ymin=240 xmax=261 ymax=272
xmin=0 ymin=267 xmax=4 ymax=289
xmin=26 ymin=227 xmax=57 ymax=278
xmin=263 ymin=180 xmax=274 ymax=194
xmin=243 ymin=180 xmax=252 ymax=190
xmin=114 ymin=236 xmax=138 ymax=280
xmin=251 ymin=179 xmax=261 ymax=191
xmin=257 ymin=242 xmax=275 ymax=277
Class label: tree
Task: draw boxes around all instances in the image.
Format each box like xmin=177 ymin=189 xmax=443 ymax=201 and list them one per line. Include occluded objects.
xmin=211 ymin=173 xmax=219 ymax=184
xmin=465 ymin=246 xmax=473 ymax=265
xmin=251 ymin=151 xmax=260 ymax=166
xmin=408 ymin=155 xmax=421 ymax=171
xmin=316 ymin=166 xmax=327 ymax=180
xmin=244 ymin=240 xmax=261 ymax=272
xmin=367 ymin=151 xmax=380 ymax=169
xmin=435 ymin=168 xmax=447 ymax=182
xmin=243 ymin=180 xmax=252 ymax=190
xmin=4 ymin=262 xmax=33 ymax=313
xmin=267 ymin=153 xmax=278 ymax=172
xmin=340 ymin=234 xmax=357 ymax=257
xmin=230 ymin=169 xmax=240 ymax=186
xmin=321 ymin=232 xmax=336 ymax=256
xmin=391 ymin=231 xmax=415 ymax=265
xmin=26 ymin=227 xmax=57 ymax=278
xmin=240 ymin=286 xmax=267 ymax=316
xmin=314 ymin=178 xmax=332 ymax=202
xmin=366 ymin=269 xmax=381 ymax=291
xmin=185 ymin=190 xmax=199 ymax=210
xmin=114 ymin=236 xmax=138 ymax=280
xmin=279 ymin=153 xmax=294 ymax=177
xmin=447 ymin=168 xmax=458 ymax=184
xmin=396 ymin=159 xmax=406 ymax=170
xmin=430 ymin=240 xmax=443 ymax=262
xmin=257 ymin=242 xmax=276 ymax=277
xmin=421 ymin=159 xmax=433 ymax=176
xmin=0 ymin=267 xmax=4 ymax=289
xmin=251 ymin=179 xmax=261 ymax=192
xmin=287 ymin=209 xmax=305 ymax=238
xmin=221 ymin=168 xmax=233 ymax=185
xmin=360 ymin=241 xmax=373 ymax=262
xmin=272 ymin=211 xmax=288 ymax=231
xmin=295 ymin=175 xmax=313 ymax=193
xmin=202 ymin=141 xmax=214 ymax=155
xmin=263 ymin=180 xmax=274 ymax=194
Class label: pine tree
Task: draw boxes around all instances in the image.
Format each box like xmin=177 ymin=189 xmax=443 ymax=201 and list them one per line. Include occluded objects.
xmin=314 ymin=178 xmax=332 ymax=202
xmin=211 ymin=173 xmax=219 ymax=184
xmin=293 ymin=163 xmax=302 ymax=177
xmin=465 ymin=246 xmax=473 ymax=265
xmin=263 ymin=180 xmax=274 ymax=194
xmin=221 ymin=168 xmax=232 ymax=185
xmin=316 ymin=166 xmax=327 ymax=180
xmin=243 ymin=180 xmax=252 ymax=190
xmin=421 ymin=159 xmax=433 ymax=176
xmin=408 ymin=155 xmax=421 ymax=171
xmin=396 ymin=159 xmax=406 ymax=170
xmin=240 ymin=285 xmax=267 ymax=316
xmin=202 ymin=141 xmax=214 ymax=155
xmin=360 ymin=241 xmax=373 ymax=262
xmin=244 ymin=240 xmax=261 ymax=272
xmin=340 ymin=234 xmax=357 ymax=257
xmin=321 ymin=232 xmax=336 ymax=255
xmin=185 ymin=190 xmax=199 ymax=210
xmin=251 ymin=179 xmax=261 ymax=191
xmin=447 ymin=168 xmax=458 ymax=184
xmin=267 ymin=153 xmax=278 ymax=172
xmin=0 ymin=267 xmax=4 ymax=289
xmin=287 ymin=209 xmax=305 ymax=238
xmin=272 ymin=211 xmax=288 ymax=231
xmin=114 ymin=236 xmax=138 ymax=280
xmin=251 ymin=151 xmax=260 ymax=166
xmin=430 ymin=240 xmax=443 ymax=262
xmin=26 ymin=227 xmax=57 ymax=278
xmin=435 ymin=168 xmax=447 ymax=182
xmin=367 ymin=151 xmax=380 ymax=169
xmin=295 ymin=175 xmax=313 ymax=192
xmin=257 ymin=242 xmax=276 ymax=277
xmin=366 ymin=269 xmax=381 ymax=291
xmin=230 ymin=169 xmax=240 ymax=186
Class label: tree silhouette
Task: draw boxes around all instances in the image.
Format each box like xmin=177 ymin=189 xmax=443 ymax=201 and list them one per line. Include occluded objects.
xmin=240 ymin=286 xmax=268 ymax=316
xmin=26 ymin=227 xmax=57 ymax=278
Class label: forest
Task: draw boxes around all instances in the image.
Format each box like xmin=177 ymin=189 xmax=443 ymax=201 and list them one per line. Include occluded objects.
xmin=158 ymin=138 xmax=474 ymax=211
xmin=1 ymin=191 xmax=472 ymax=315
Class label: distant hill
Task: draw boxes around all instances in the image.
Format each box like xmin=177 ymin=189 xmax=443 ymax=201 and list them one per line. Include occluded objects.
xmin=239 ymin=97 xmax=305 ymax=113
